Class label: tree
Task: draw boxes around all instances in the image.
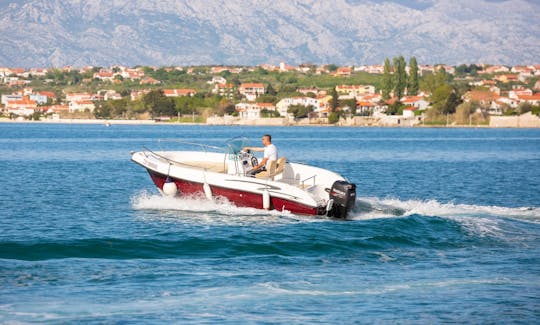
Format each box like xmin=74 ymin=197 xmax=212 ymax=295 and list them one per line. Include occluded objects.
xmin=94 ymin=101 xmax=112 ymax=119
xmin=327 ymin=64 xmax=338 ymax=72
xmin=328 ymin=112 xmax=340 ymax=124
xmin=430 ymin=84 xmax=460 ymax=115
xmin=288 ymin=104 xmax=314 ymax=118
xmin=381 ymin=58 xmax=393 ymax=100
xmin=340 ymin=98 xmax=357 ymax=115
xmin=143 ymin=90 xmax=175 ymax=117
xmin=422 ymin=67 xmax=449 ymax=94
xmin=261 ymin=109 xmax=281 ymax=117
xmin=110 ymin=99 xmax=128 ymax=117
xmin=266 ymin=83 xmax=277 ymax=96
xmin=330 ymin=87 xmax=339 ymax=112
xmin=393 ymin=55 xmax=407 ymax=100
xmin=455 ymin=101 xmax=477 ymax=124
xmin=407 ymin=57 xmax=419 ymax=96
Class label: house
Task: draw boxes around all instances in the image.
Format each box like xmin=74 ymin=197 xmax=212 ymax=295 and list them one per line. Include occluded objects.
xmin=482 ymin=65 xmax=510 ymax=74
xmin=69 ymin=100 xmax=95 ymax=112
xmin=419 ymin=65 xmax=435 ymax=75
xmin=279 ymin=62 xmax=296 ymax=72
xmin=495 ymin=74 xmax=518 ymax=83
xmin=336 ymin=67 xmax=352 ymax=76
xmin=276 ymin=97 xmax=323 ymax=117
xmin=517 ymin=94 xmax=540 ymax=105
xmin=235 ymin=102 xmax=276 ymax=119
xmin=38 ymin=91 xmax=57 ymax=101
xmin=462 ymin=90 xmax=500 ymax=108
xmin=401 ymin=96 xmax=429 ymax=110
xmin=121 ymin=68 xmax=145 ymax=80
xmin=10 ymin=68 xmax=25 ymax=76
xmin=29 ymin=93 xmax=49 ymax=104
xmin=130 ymin=89 xmax=151 ymax=101
xmin=212 ymin=83 xmax=235 ymax=99
xmin=163 ymin=89 xmax=197 ymax=97
xmin=211 ymin=66 xmax=230 ymax=74
xmin=1 ymin=94 xmax=23 ymax=105
xmin=8 ymin=79 xmax=30 ymax=87
xmin=356 ymin=100 xmax=386 ymax=115
xmin=103 ymin=90 xmax=122 ymax=101
xmin=47 ymin=104 xmax=70 ymax=113
xmin=4 ymin=96 xmax=38 ymax=116
xmin=27 ymin=68 xmax=48 ymax=77
xmin=258 ymin=64 xmax=278 ymax=72
xmin=239 ymin=83 xmax=265 ymax=101
xmin=509 ymin=88 xmax=533 ymax=99
xmin=511 ymin=66 xmax=534 ymax=74
xmin=207 ymin=76 xmax=227 ymax=85
xmin=335 ymin=85 xmax=375 ymax=98
xmin=435 ymin=65 xmax=455 ymax=74
xmin=93 ymin=70 xmax=116 ymax=81
xmin=65 ymin=92 xmax=93 ymax=102
xmin=367 ymin=65 xmax=384 ymax=74
xmin=140 ymin=77 xmax=160 ymax=85
xmin=402 ymin=106 xmax=418 ymax=118
xmin=0 ymin=67 xmax=13 ymax=77
xmin=297 ymin=87 xmax=325 ymax=96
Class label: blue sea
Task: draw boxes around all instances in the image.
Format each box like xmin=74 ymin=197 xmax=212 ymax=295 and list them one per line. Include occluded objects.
xmin=1 ymin=123 xmax=539 ymax=323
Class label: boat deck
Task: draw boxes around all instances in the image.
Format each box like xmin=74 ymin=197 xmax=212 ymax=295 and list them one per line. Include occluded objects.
xmin=180 ymin=161 xmax=227 ymax=173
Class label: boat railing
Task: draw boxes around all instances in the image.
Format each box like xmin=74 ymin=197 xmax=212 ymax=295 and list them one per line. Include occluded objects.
xmin=301 ymin=175 xmax=317 ymax=188
xmin=157 ymin=139 xmax=223 ymax=153
xmin=141 ymin=137 xmax=251 ymax=175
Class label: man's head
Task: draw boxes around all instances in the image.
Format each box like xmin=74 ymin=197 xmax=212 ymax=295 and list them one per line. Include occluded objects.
xmin=262 ymin=134 xmax=272 ymax=146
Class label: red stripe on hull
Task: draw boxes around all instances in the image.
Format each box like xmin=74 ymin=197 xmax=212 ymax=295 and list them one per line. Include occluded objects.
xmin=147 ymin=170 xmax=321 ymax=216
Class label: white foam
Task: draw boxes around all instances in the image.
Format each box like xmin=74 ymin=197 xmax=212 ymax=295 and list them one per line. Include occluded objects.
xmin=352 ymin=196 xmax=540 ymax=222
xmin=130 ymin=191 xmax=539 ymax=233
xmin=130 ymin=191 xmax=315 ymax=225
xmin=352 ymin=196 xmax=540 ymax=240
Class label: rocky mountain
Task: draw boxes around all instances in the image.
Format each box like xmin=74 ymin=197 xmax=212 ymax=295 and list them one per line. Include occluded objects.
xmin=0 ymin=0 xmax=538 ymax=67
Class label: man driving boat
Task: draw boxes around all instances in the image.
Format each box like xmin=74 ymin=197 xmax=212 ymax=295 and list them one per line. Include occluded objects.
xmin=243 ymin=134 xmax=278 ymax=176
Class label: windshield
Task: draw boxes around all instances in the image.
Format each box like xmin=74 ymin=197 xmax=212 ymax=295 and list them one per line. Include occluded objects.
xmin=226 ymin=137 xmax=250 ymax=154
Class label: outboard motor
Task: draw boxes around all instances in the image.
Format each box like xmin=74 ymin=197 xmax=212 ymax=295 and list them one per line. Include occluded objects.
xmin=327 ymin=180 xmax=356 ymax=219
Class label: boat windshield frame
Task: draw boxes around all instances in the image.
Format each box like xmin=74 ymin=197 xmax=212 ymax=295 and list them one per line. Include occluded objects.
xmin=139 ymin=137 xmax=251 ymax=173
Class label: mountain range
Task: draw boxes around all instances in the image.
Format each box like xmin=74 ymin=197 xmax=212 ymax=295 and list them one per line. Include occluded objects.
xmin=0 ymin=0 xmax=538 ymax=67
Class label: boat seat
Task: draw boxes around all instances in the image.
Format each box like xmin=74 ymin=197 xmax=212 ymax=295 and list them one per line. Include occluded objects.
xmin=275 ymin=157 xmax=287 ymax=175
xmin=255 ymin=160 xmax=277 ymax=180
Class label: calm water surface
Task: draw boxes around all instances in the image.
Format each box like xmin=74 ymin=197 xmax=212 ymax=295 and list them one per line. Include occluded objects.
xmin=1 ymin=123 xmax=539 ymax=323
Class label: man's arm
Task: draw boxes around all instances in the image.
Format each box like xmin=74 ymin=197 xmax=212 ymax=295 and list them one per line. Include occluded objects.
xmin=253 ymin=157 xmax=268 ymax=171
xmin=243 ymin=146 xmax=264 ymax=152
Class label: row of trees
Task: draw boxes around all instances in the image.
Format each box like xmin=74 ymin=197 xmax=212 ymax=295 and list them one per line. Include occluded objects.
xmin=94 ymin=90 xmax=235 ymax=119
xmin=381 ymin=56 xmax=419 ymax=101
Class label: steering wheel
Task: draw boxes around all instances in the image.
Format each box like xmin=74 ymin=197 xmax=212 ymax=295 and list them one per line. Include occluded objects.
xmin=251 ymin=156 xmax=258 ymax=167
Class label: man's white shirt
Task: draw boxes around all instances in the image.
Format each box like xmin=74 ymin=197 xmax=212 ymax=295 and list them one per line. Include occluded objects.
xmin=264 ymin=144 xmax=278 ymax=168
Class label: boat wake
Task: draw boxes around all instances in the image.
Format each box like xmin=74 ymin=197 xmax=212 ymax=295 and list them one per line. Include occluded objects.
xmin=131 ymin=191 xmax=540 ymax=226
xmin=352 ymin=196 xmax=540 ymax=223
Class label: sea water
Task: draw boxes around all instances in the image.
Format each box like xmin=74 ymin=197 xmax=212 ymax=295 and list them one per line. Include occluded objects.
xmin=0 ymin=123 xmax=539 ymax=323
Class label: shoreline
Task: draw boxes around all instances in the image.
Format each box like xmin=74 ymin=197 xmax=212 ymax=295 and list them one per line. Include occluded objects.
xmin=0 ymin=118 xmax=534 ymax=128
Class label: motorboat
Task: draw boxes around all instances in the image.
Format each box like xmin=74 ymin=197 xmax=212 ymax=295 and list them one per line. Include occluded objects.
xmin=130 ymin=138 xmax=356 ymax=218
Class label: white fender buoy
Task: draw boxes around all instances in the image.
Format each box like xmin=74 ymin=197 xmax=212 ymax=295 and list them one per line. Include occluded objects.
xmin=203 ymin=183 xmax=212 ymax=200
xmin=262 ymin=190 xmax=271 ymax=210
xmin=326 ymin=199 xmax=334 ymax=212
xmin=163 ymin=177 xmax=177 ymax=196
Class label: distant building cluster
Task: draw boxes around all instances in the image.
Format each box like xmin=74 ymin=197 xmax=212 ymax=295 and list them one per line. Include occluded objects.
xmin=1 ymin=62 xmax=539 ymax=120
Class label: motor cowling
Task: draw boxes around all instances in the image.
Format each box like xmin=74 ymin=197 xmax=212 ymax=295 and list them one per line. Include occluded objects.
xmin=327 ymin=180 xmax=356 ymax=218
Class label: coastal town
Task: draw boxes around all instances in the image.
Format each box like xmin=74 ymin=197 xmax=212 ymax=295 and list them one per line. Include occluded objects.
xmin=1 ymin=60 xmax=539 ymax=127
